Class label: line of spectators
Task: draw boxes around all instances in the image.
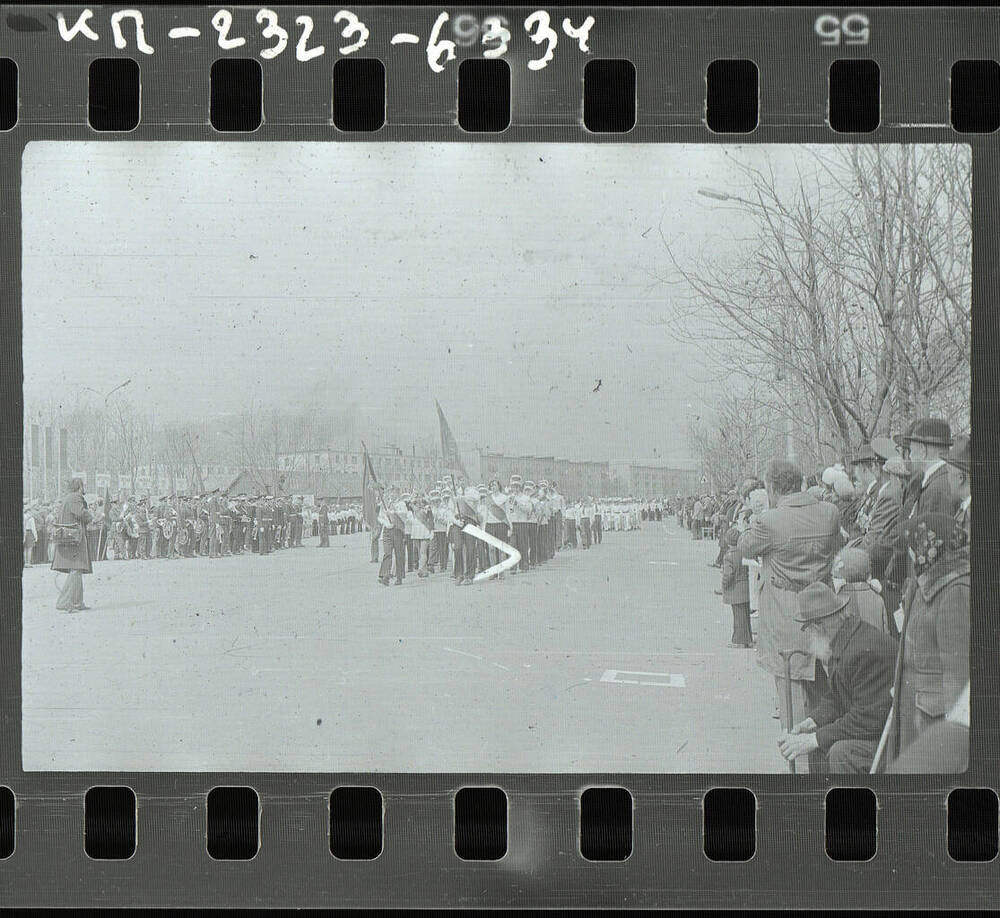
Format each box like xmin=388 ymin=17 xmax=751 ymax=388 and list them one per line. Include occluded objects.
xmin=683 ymin=417 xmax=970 ymax=773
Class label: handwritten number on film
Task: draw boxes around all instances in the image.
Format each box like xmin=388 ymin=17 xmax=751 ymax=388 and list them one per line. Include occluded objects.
xmin=56 ymin=8 xmax=596 ymax=70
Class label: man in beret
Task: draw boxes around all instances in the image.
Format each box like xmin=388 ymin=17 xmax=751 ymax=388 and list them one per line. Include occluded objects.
xmin=850 ymin=438 xmax=904 ymax=617
xmin=778 ymin=582 xmax=897 ymax=773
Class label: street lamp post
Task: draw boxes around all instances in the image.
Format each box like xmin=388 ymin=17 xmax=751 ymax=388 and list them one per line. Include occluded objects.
xmin=83 ymin=379 xmax=131 ymax=486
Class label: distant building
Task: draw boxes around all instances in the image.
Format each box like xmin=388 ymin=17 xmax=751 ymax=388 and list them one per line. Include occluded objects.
xmin=274 ymin=446 xmax=697 ymax=500
xmin=276 ymin=446 xmax=446 ymax=491
xmin=227 ymin=468 xmax=361 ymax=504
xmin=477 ymin=451 xmax=608 ymax=499
xmin=626 ymin=463 xmax=702 ymax=497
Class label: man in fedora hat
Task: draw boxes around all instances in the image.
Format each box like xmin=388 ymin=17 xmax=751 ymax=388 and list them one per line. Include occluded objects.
xmin=777 ymin=582 xmax=898 ymax=773
xmin=944 ymin=433 xmax=971 ymax=544
xmin=902 ymin=418 xmax=955 ymax=518
xmin=888 ymin=418 xmax=956 ymax=589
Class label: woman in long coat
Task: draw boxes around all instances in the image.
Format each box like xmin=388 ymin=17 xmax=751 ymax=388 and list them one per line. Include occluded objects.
xmin=884 ymin=512 xmax=969 ymax=770
xmin=51 ymin=477 xmax=93 ymax=612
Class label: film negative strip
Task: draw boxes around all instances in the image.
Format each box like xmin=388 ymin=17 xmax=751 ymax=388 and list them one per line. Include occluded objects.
xmin=2 ymin=2 xmax=997 ymax=908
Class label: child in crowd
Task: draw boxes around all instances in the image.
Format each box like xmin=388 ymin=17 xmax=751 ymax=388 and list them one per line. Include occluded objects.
xmin=832 ymin=546 xmax=892 ymax=635
xmin=721 ymin=527 xmax=753 ymax=648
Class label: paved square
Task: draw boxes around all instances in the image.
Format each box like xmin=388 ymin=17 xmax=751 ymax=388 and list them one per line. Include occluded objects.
xmin=22 ymin=523 xmax=781 ymax=771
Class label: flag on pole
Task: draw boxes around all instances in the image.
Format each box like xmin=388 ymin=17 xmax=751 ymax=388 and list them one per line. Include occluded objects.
xmin=435 ymin=400 xmax=469 ymax=480
xmin=361 ymin=441 xmax=381 ymax=531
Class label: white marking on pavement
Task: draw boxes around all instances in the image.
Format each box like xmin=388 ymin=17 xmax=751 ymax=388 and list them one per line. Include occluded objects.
xmin=648 ymin=561 xmax=679 ymax=565
xmin=442 ymin=646 xmax=510 ymax=670
xmin=600 ymin=669 xmax=686 ymax=687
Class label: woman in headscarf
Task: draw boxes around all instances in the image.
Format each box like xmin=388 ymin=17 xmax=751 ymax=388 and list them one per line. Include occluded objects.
xmin=51 ymin=477 xmax=93 ymax=612
xmin=881 ymin=511 xmax=969 ymax=771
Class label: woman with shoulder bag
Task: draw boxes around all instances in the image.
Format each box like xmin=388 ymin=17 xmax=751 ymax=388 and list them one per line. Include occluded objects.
xmin=51 ymin=477 xmax=93 ymax=612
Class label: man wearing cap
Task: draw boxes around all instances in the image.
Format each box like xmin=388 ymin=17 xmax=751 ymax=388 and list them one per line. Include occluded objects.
xmin=259 ymin=496 xmax=275 ymax=555
xmin=506 ymin=475 xmax=532 ymax=574
xmin=536 ymin=482 xmax=552 ymax=563
xmin=549 ymin=481 xmax=564 ymax=551
xmin=377 ymin=486 xmax=406 ymax=586
xmin=579 ymin=495 xmax=593 ymax=549
xmin=847 ymin=444 xmax=880 ymax=540
xmin=476 ymin=484 xmax=492 ymax=573
xmin=944 ymin=434 xmax=971 ymax=544
xmin=455 ymin=486 xmax=482 ymax=585
xmin=522 ymin=481 xmax=540 ymax=567
xmin=428 ymin=489 xmax=449 ymax=573
xmin=483 ymin=479 xmax=511 ymax=576
xmin=777 ymin=582 xmax=897 ymax=773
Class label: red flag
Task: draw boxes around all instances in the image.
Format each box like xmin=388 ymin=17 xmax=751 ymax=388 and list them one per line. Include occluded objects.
xmin=361 ymin=442 xmax=381 ymax=530
xmin=436 ymin=400 xmax=469 ymax=480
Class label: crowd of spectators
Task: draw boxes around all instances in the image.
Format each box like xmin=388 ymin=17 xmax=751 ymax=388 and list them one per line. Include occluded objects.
xmin=677 ymin=417 xmax=970 ymax=773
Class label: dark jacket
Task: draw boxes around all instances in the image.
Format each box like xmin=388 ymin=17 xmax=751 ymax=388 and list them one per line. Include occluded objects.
xmin=858 ymin=476 xmax=902 ymax=578
xmin=886 ymin=555 xmax=970 ymax=767
xmin=809 ymin=616 xmax=898 ymax=751
xmin=889 ymin=465 xmax=954 ymax=584
xmin=721 ymin=545 xmax=749 ymax=605
xmin=50 ymin=490 xmax=93 ymax=574
xmin=912 ymin=463 xmax=954 ymax=518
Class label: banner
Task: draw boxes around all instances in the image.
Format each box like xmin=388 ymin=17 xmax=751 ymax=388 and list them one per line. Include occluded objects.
xmin=435 ymin=399 xmax=469 ymax=480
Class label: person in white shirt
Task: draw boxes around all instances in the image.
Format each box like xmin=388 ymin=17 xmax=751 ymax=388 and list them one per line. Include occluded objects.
xmin=24 ymin=504 xmax=38 ymax=566
xmin=506 ymin=475 xmax=533 ymax=572
xmin=377 ymin=486 xmax=406 ymax=586
xmin=400 ymin=492 xmax=416 ymax=573
xmin=579 ymin=497 xmax=594 ymax=548
xmin=409 ymin=492 xmax=433 ymax=578
xmin=548 ymin=481 xmax=565 ymax=550
xmin=536 ymin=481 xmax=553 ymax=562
xmin=454 ymin=486 xmax=483 ymax=585
xmin=428 ymin=489 xmax=450 ymax=573
xmin=564 ymin=499 xmax=578 ymax=548
xmin=483 ymin=478 xmax=512 ymax=576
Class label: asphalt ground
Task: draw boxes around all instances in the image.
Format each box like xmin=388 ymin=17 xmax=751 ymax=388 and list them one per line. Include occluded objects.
xmin=21 ymin=520 xmax=782 ymax=772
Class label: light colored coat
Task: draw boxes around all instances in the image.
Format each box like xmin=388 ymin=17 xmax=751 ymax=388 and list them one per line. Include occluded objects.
xmin=738 ymin=491 xmax=842 ymax=680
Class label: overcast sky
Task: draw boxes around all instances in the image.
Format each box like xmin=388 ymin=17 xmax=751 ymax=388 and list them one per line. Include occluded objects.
xmin=23 ymin=141 xmax=797 ymax=465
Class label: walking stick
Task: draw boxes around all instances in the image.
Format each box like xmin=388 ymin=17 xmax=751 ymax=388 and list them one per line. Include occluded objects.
xmin=868 ymin=706 xmax=894 ymax=775
xmin=777 ymin=649 xmax=801 ymax=774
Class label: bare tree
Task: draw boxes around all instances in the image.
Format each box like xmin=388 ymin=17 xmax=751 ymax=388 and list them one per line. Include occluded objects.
xmin=662 ymin=145 xmax=971 ymax=463
xmin=109 ymin=398 xmax=154 ymax=494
